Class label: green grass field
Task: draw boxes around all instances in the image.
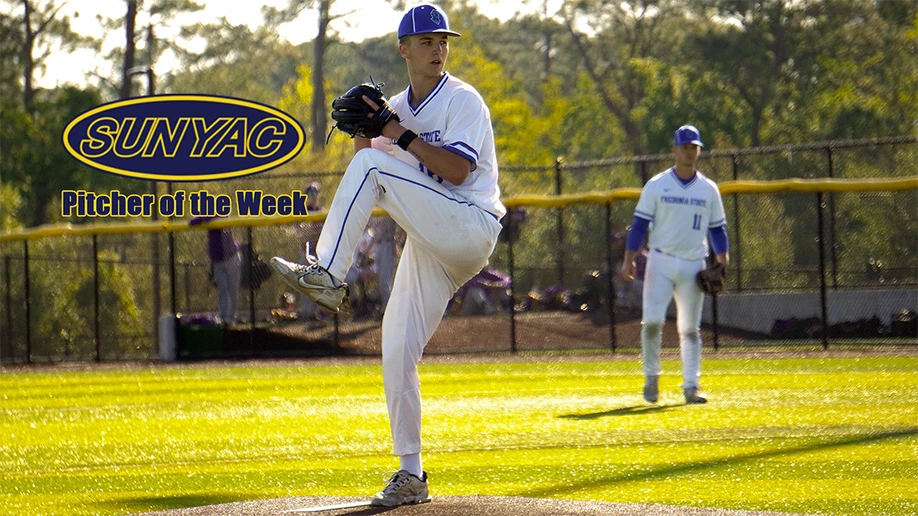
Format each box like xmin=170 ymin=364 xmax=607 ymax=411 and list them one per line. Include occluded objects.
xmin=1 ymin=353 xmax=917 ymax=515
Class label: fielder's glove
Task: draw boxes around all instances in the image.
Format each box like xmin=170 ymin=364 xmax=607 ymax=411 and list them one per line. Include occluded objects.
xmin=328 ymin=78 xmax=400 ymax=142
xmin=696 ymin=262 xmax=726 ymax=295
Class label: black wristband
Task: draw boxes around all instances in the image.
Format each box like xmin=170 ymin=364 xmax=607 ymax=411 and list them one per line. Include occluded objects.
xmin=396 ymin=130 xmax=418 ymax=151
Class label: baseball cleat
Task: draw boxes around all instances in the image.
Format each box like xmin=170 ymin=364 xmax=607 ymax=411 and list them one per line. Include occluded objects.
xmin=643 ymin=375 xmax=659 ymax=403
xmin=684 ymin=386 xmax=708 ymax=404
xmin=370 ymin=470 xmax=431 ymax=507
xmin=270 ymin=254 xmax=348 ymax=313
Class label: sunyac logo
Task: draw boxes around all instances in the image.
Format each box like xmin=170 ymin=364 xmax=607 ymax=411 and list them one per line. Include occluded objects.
xmin=62 ymin=95 xmax=305 ymax=181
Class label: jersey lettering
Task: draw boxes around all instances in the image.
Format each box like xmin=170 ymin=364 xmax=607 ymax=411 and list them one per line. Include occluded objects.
xmin=661 ymin=195 xmax=707 ymax=207
xmin=418 ymin=130 xmax=442 ymax=143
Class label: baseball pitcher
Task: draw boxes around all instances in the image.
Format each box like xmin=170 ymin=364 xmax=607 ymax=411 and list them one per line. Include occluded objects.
xmin=621 ymin=125 xmax=730 ymax=405
xmin=271 ymin=3 xmax=504 ymax=506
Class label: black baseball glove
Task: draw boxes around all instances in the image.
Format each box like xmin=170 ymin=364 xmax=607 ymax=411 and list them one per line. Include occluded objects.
xmin=696 ymin=262 xmax=726 ymax=295
xmin=328 ymin=79 xmax=400 ymax=141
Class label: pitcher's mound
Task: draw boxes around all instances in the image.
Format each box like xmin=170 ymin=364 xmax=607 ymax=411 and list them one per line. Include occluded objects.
xmin=135 ymin=496 xmax=813 ymax=515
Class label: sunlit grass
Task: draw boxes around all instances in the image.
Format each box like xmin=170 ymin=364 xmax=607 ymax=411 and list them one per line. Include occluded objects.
xmin=1 ymin=355 xmax=916 ymax=515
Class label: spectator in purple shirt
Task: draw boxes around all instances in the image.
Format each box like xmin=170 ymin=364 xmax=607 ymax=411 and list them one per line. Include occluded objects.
xmin=190 ymin=216 xmax=242 ymax=324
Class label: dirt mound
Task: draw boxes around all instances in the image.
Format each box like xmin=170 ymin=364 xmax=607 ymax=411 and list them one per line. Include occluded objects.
xmin=134 ymin=495 xmax=814 ymax=516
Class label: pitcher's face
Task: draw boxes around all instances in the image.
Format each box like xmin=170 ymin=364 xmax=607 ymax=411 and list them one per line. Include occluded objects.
xmin=401 ymin=34 xmax=450 ymax=78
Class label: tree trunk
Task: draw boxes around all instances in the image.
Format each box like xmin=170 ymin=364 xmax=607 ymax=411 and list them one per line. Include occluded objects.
xmin=542 ymin=0 xmax=551 ymax=80
xmin=29 ymin=182 xmax=52 ymax=228
xmin=751 ymin=107 xmax=762 ymax=148
xmin=310 ymin=0 xmax=330 ymax=153
xmin=120 ymin=0 xmax=137 ymax=99
xmin=22 ymin=0 xmax=34 ymax=114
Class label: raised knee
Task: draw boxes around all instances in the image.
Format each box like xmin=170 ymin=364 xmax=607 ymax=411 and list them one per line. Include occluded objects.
xmin=353 ymin=147 xmax=385 ymax=165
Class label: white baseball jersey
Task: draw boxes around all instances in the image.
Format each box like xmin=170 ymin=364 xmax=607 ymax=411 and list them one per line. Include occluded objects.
xmin=372 ymin=72 xmax=506 ymax=220
xmin=634 ymin=168 xmax=726 ymax=261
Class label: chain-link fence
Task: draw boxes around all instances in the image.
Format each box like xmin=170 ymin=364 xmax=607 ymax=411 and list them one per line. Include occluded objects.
xmin=1 ymin=137 xmax=916 ymax=363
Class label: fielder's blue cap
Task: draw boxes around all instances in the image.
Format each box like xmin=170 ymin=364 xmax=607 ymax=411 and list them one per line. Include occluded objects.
xmin=674 ymin=125 xmax=704 ymax=147
xmin=398 ymin=4 xmax=461 ymax=39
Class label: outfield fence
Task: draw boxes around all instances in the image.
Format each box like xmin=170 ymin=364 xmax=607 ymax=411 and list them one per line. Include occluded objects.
xmin=1 ymin=136 xmax=916 ymax=363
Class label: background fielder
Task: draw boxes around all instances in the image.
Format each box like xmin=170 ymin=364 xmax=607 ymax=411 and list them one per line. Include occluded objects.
xmin=271 ymin=3 xmax=504 ymax=507
xmin=621 ymin=125 xmax=730 ymax=404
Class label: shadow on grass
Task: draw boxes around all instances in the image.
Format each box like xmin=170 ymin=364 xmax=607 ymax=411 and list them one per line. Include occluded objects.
xmin=518 ymin=427 xmax=918 ymax=499
xmin=94 ymin=492 xmax=262 ymax=514
xmin=559 ymin=404 xmax=679 ymax=419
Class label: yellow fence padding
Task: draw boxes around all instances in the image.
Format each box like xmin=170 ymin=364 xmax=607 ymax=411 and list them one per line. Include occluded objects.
xmin=1 ymin=177 xmax=915 ymax=243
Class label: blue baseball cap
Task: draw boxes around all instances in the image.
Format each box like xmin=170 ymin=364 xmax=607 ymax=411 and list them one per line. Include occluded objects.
xmin=674 ymin=125 xmax=704 ymax=147
xmin=398 ymin=4 xmax=461 ymax=39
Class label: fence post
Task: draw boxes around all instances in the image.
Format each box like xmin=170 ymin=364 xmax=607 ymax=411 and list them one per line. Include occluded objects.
xmin=816 ymin=192 xmax=830 ymax=350
xmin=711 ymin=294 xmax=720 ymax=351
xmin=183 ymin=264 xmax=191 ymax=310
xmin=168 ymin=183 xmax=177 ymax=315
xmin=731 ymin=154 xmax=743 ymax=291
xmin=554 ymin=157 xmax=565 ymax=285
xmin=93 ymin=235 xmax=102 ymax=362
xmin=640 ymin=160 xmax=648 ymax=185
xmin=247 ymin=226 xmax=256 ymax=358
xmin=333 ymin=312 xmax=341 ymax=352
xmin=507 ymin=210 xmax=518 ymax=353
xmin=3 ymin=256 xmax=11 ymax=363
xmin=24 ymin=241 xmax=31 ymax=364
xmin=168 ymin=233 xmax=177 ymax=314
xmin=605 ymin=202 xmax=616 ymax=353
xmin=151 ymin=205 xmax=161 ymax=355
xmin=825 ymin=146 xmax=839 ymax=289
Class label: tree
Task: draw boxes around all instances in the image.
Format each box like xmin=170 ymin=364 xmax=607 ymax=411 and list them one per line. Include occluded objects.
xmin=263 ymin=0 xmax=348 ymax=153
xmin=560 ymin=0 xmax=686 ymax=161
xmin=0 ymin=10 xmax=23 ymax=101
xmin=687 ymin=0 xmax=805 ymax=147
xmin=119 ymin=0 xmax=137 ymax=98
xmin=95 ymin=0 xmax=203 ymax=99
xmin=0 ymin=85 xmax=113 ymax=226
xmin=170 ymin=19 xmax=300 ymax=103
xmin=6 ymin=0 xmax=90 ymax=113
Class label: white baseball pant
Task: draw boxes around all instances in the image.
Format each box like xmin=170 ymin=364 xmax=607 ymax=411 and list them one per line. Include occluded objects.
xmin=314 ymin=148 xmax=501 ymax=455
xmin=641 ymin=250 xmax=706 ymax=389
xmin=213 ymin=250 xmax=241 ymax=323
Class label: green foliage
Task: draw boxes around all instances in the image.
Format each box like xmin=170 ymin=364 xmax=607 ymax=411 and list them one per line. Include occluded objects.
xmin=0 ymin=85 xmax=133 ymax=227
xmin=687 ymin=0 xmax=918 ymax=146
xmin=730 ymin=194 xmax=800 ymax=287
xmin=0 ymin=184 xmax=23 ymax=232
xmin=169 ymin=21 xmax=300 ymax=104
xmin=449 ymin=35 xmax=554 ymax=167
xmin=1 ymin=356 xmax=916 ymax=515
xmin=21 ymin=240 xmax=145 ymax=359
xmin=276 ymin=64 xmax=353 ymax=168
xmin=834 ymin=191 xmax=918 ymax=286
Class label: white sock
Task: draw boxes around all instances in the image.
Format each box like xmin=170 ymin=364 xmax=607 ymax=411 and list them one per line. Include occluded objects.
xmin=399 ymin=453 xmax=422 ymax=477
